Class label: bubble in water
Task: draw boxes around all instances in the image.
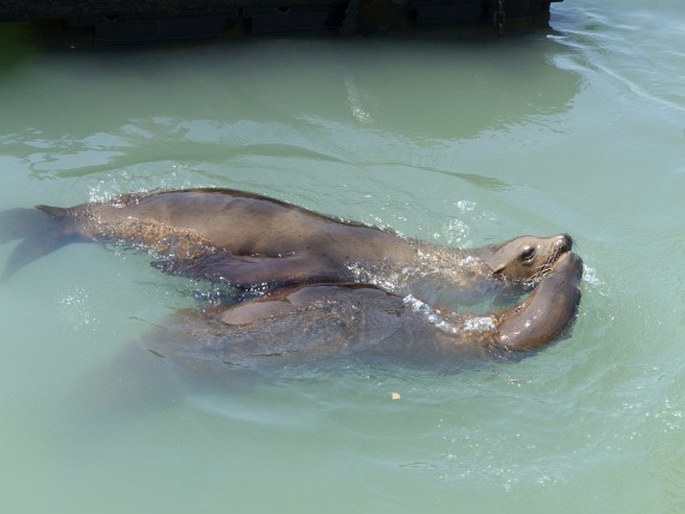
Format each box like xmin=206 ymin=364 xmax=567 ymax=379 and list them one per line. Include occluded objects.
xmin=59 ymin=287 xmax=99 ymax=331
xmin=455 ymin=199 xmax=477 ymax=213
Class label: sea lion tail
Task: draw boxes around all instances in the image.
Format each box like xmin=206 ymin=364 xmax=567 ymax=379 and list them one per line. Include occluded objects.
xmin=0 ymin=205 xmax=74 ymax=280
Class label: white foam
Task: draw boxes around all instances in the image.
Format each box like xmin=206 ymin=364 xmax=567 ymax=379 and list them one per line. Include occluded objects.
xmin=402 ymin=294 xmax=459 ymax=334
xmin=463 ymin=316 xmax=496 ymax=332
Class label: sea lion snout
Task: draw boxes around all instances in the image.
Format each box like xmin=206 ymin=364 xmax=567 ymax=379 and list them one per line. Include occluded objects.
xmin=555 ymin=233 xmax=573 ymax=253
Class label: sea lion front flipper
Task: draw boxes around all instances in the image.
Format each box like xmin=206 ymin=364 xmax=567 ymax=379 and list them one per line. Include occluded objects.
xmin=152 ymin=252 xmax=349 ymax=290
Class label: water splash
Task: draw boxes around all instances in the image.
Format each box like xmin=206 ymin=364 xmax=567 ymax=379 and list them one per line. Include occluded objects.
xmin=344 ymin=76 xmax=374 ymax=124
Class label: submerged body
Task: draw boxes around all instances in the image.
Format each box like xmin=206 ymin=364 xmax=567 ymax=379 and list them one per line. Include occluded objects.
xmin=140 ymin=252 xmax=583 ymax=376
xmin=0 ymin=188 xmax=572 ymax=305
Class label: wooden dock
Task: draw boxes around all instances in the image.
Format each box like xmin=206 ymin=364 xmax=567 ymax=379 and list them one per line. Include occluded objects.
xmin=0 ymin=0 xmax=563 ymax=40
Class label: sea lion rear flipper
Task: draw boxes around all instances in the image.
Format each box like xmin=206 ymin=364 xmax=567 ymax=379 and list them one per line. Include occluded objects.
xmin=35 ymin=204 xmax=69 ymax=219
xmin=152 ymin=252 xmax=346 ymax=289
xmin=0 ymin=206 xmax=73 ymax=280
xmin=0 ymin=207 xmax=60 ymax=244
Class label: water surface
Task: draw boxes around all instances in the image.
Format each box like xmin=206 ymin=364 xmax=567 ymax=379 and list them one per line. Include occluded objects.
xmin=1 ymin=1 xmax=685 ymax=512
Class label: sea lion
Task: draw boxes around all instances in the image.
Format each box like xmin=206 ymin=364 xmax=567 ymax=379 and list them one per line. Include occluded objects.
xmin=0 ymin=188 xmax=572 ymax=303
xmin=74 ymin=252 xmax=582 ymax=420
xmin=137 ymin=252 xmax=583 ymax=376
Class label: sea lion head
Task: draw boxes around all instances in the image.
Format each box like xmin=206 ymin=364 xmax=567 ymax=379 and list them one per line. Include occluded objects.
xmin=485 ymin=233 xmax=573 ymax=283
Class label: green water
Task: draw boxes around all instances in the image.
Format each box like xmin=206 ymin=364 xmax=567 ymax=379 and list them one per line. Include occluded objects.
xmin=1 ymin=1 xmax=685 ymax=511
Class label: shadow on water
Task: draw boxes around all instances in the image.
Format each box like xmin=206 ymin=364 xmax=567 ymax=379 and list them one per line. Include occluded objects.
xmin=0 ymin=22 xmax=42 ymax=69
xmin=0 ymin=20 xmax=583 ymax=174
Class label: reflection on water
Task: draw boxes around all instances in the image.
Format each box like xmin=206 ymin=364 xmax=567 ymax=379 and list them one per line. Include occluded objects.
xmin=0 ymin=25 xmax=582 ymax=184
xmin=1 ymin=1 xmax=685 ymax=512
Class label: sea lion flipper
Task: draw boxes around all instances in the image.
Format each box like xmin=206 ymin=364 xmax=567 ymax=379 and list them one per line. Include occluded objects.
xmin=153 ymin=252 xmax=345 ymax=289
xmin=35 ymin=204 xmax=68 ymax=218
xmin=1 ymin=232 xmax=73 ymax=280
xmin=0 ymin=207 xmax=59 ymax=244
xmin=0 ymin=206 xmax=73 ymax=280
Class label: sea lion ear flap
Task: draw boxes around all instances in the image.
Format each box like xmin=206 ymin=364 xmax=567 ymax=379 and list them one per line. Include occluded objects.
xmin=479 ymin=243 xmax=507 ymax=276
xmin=488 ymin=260 xmax=506 ymax=276
xmin=483 ymin=253 xmax=507 ymax=276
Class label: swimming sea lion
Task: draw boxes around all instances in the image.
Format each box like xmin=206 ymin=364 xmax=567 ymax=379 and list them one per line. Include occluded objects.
xmin=138 ymin=252 xmax=583 ymax=376
xmin=0 ymin=189 xmax=572 ymax=303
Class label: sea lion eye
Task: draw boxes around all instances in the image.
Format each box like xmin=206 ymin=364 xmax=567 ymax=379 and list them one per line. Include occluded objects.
xmin=520 ymin=246 xmax=536 ymax=261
